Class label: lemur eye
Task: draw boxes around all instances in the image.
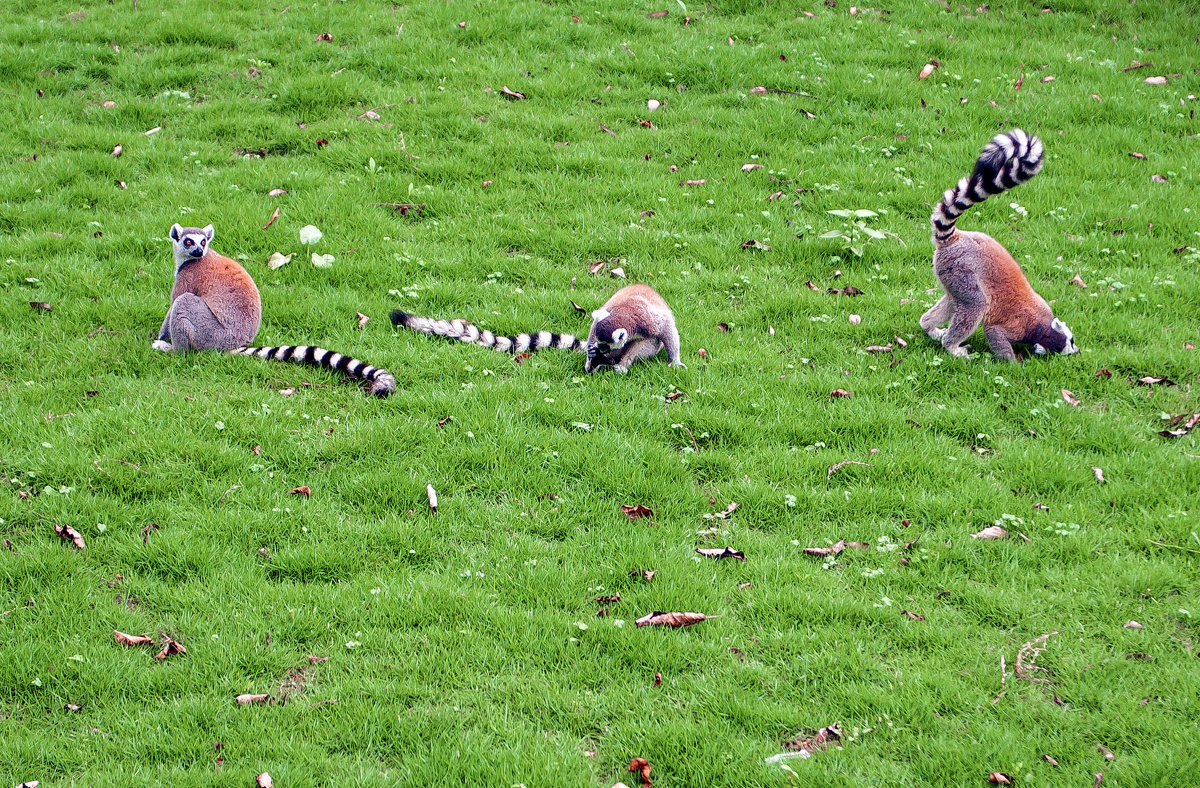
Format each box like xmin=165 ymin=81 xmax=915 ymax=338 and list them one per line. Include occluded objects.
xmin=184 ymin=239 xmax=193 ymax=246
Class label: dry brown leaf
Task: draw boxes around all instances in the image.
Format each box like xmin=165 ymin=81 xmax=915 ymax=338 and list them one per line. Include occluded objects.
xmin=901 ymin=610 xmax=925 ymax=621
xmin=116 ymin=180 xmax=127 ymax=190
xmin=1151 ymin=174 xmax=1169 ymax=183
xmin=681 ymin=179 xmax=707 ymax=186
xmin=610 ymin=266 xmax=627 ymax=279
xmin=500 ymin=86 xmax=526 ymax=100
xmin=697 ymin=348 xmax=708 ymax=360
xmin=314 ymin=32 xmax=333 ymax=41
xmin=457 ymin=20 xmax=467 ymax=28
xmin=652 ymin=671 xmax=662 ymax=687
xmin=827 ymin=459 xmax=873 ymax=480
xmin=1070 ymin=274 xmax=1088 ymax=288
xmin=30 ymin=301 xmax=52 ymax=313
xmin=629 ymin=569 xmax=657 ymax=582
xmin=716 ymin=322 xmax=730 ymax=333
xmin=804 ymin=539 xmax=846 ymax=557
xmin=288 ymin=485 xmax=311 ymax=497
xmin=1042 ymin=755 xmax=1059 ymax=767
xmin=1061 ymin=389 xmax=1080 ymax=407
xmin=620 ymin=504 xmax=654 ymax=520
xmin=988 ymin=773 xmax=1013 ymax=786
xmin=1095 ymin=368 xmax=1112 ymax=378
xmin=114 ymin=630 xmax=154 ymax=647
xmin=111 ymin=144 xmax=123 ymax=157
xmin=1129 ymin=151 xmax=1147 ymax=160
xmin=1123 ymin=620 xmax=1144 ymax=630
xmin=278 ymin=387 xmax=294 ymax=397
xmin=1094 ymin=774 xmax=1104 ymax=788
xmin=638 ymin=119 xmax=655 ymax=129
xmin=628 ymin=757 xmax=653 ymax=788
xmin=307 ymin=654 xmax=329 ymax=664
xmin=635 ymin=611 xmax=717 ymax=628
xmin=144 ymin=126 xmax=160 ymax=136
xmin=1097 ymin=743 xmax=1115 ymax=761
xmin=155 ymin=637 xmax=187 ymax=660
xmin=427 ymin=484 xmax=438 ymax=514
xmin=1041 ymin=75 xmax=1056 ymax=83
xmin=1013 ymin=69 xmax=1025 ymax=90
xmin=865 ymin=344 xmax=892 ymax=353
xmin=767 ymin=190 xmax=784 ymax=200
xmin=919 ymin=63 xmax=936 ymax=79
xmin=1033 ymin=502 xmax=1050 ymax=511
xmin=588 ymin=260 xmax=605 ymax=275
xmin=848 ymin=314 xmax=862 ymax=325
xmin=55 ymin=524 xmax=86 ymax=550
xmin=268 ymin=188 xmax=287 ymax=197
xmin=481 ymin=179 xmax=493 ymax=188
xmin=262 ymin=207 xmax=280 ymax=230
xmin=829 ymin=389 xmax=853 ymax=399
xmin=695 ymin=547 xmax=746 ymax=561
xmin=784 ymin=723 xmax=842 ymax=755
xmin=592 ymin=593 xmax=621 ymax=604
xmin=740 ymin=239 xmax=771 ymax=250
xmin=805 ymin=280 xmax=821 ymax=292
xmin=639 ymin=210 xmax=655 ymax=217
xmin=1091 ymin=466 xmax=1105 ymax=483
xmin=15 ymin=782 xmax=39 ymax=788
xmin=971 ymin=525 xmax=1008 ymax=540
xmin=236 ymin=693 xmax=272 ymax=706
xmin=741 ymin=163 xmax=763 ymax=172
xmin=256 ymin=774 xmax=274 ymax=788
xmin=356 ymin=312 xmax=370 ymax=330
xmin=1135 ymin=375 xmax=1177 ymax=387
xmin=1144 ymin=75 xmax=1168 ymax=85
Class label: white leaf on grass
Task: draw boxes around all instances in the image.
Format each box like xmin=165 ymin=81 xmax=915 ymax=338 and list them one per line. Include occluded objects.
xmin=267 ymin=252 xmax=293 ymax=270
xmin=311 ymin=253 xmax=335 ymax=268
xmin=299 ymin=225 xmax=323 ymax=245
xmin=971 ymin=525 xmax=1008 ymax=540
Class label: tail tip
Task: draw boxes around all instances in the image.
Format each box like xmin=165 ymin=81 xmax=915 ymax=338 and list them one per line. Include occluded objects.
xmin=368 ymin=372 xmax=396 ymax=398
xmin=389 ymin=309 xmax=410 ymax=327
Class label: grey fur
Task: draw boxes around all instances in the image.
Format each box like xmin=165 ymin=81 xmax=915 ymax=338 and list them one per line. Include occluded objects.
xmin=582 ymin=285 xmax=684 ymax=373
xmin=390 ymin=311 xmax=587 ymax=355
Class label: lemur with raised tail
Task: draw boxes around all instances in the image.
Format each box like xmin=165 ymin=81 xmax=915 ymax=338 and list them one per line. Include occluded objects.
xmin=154 ymin=223 xmax=396 ymax=397
xmin=921 ymin=129 xmax=1079 ymax=361
xmin=390 ymin=283 xmax=685 ymax=374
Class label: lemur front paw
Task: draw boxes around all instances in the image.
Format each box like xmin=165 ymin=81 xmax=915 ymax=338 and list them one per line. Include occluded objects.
xmin=151 ymin=340 xmax=174 ymax=353
xmin=668 ymin=360 xmax=688 ymax=370
xmin=946 ymin=344 xmax=971 ymax=359
xmin=613 ymin=365 xmax=630 ymax=374
xmin=926 ymin=327 xmax=945 ymax=341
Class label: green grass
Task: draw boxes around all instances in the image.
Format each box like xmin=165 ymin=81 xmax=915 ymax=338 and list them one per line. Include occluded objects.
xmin=2 ymin=0 xmax=1199 ymax=785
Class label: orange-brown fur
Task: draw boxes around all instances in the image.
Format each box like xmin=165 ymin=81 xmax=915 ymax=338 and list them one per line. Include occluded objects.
xmin=169 ymin=250 xmax=261 ymax=343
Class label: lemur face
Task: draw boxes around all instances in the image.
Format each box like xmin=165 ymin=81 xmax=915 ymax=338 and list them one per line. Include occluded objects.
xmin=1050 ymin=317 xmax=1079 ymax=355
xmin=1033 ymin=317 xmax=1079 ymax=356
xmin=586 ymin=309 xmax=630 ymax=359
xmin=169 ymin=223 xmax=214 ymax=266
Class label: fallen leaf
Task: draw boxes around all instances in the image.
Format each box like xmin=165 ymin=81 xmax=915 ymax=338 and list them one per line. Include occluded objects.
xmin=1095 ymin=368 xmax=1112 ymax=378
xmin=971 ymin=526 xmax=1008 ymax=540
xmin=647 ymin=99 xmax=661 ymax=111
xmin=1144 ymin=75 xmax=1168 ymax=85
xmin=311 ymin=252 xmax=335 ymax=268
xmin=639 ymin=210 xmax=655 ymax=217
xmin=919 ymin=63 xmax=936 ymax=79
xmin=269 ymin=188 xmax=287 ymax=197
xmin=65 ymin=703 xmax=81 ymax=712
xmin=262 ymin=207 xmax=280 ymax=230
xmin=697 ymin=348 xmax=708 ymax=360
xmin=1129 ymin=151 xmax=1147 ymax=160
xmin=638 ymin=119 xmax=656 ymax=129
xmin=427 ymin=484 xmax=438 ymax=514
xmin=620 ymin=504 xmax=654 ymax=520
xmin=144 ymin=126 xmax=160 ymax=136
xmin=628 ymin=757 xmax=653 ymax=788
xmin=236 ymin=693 xmax=272 ymax=706
xmin=829 ymin=286 xmax=864 ymax=296
xmin=356 ymin=312 xmax=370 ymax=330
xmin=1070 ymin=274 xmax=1088 ymax=288
xmin=588 ymin=260 xmax=605 ymax=275
xmin=1042 ymin=755 xmax=1059 ymax=767
xmin=652 ymin=672 xmax=662 ymax=687
xmin=1041 ymin=75 xmax=1056 ymax=83
xmin=251 ymin=445 xmax=261 ymax=455
xmin=695 ymin=547 xmax=746 ymax=561
xmin=457 ymin=20 xmax=467 ymax=28
xmin=1033 ymin=502 xmax=1050 ymax=511
xmin=1091 ymin=466 xmax=1105 ymax=483
xmin=154 ymin=637 xmax=186 ymax=660
xmin=55 ymin=524 xmax=86 ymax=549
xmin=829 ymin=389 xmax=853 ymax=398
xmin=865 ymin=345 xmax=892 ymax=353
xmin=267 ymin=252 xmax=293 ymax=270
xmin=629 ymin=569 xmax=657 ymax=582
xmin=1094 ymin=774 xmax=1104 ymax=788
xmin=101 ymin=100 xmax=115 ymax=108
xmin=1124 ymin=620 xmax=1144 ymax=630
xmin=610 ymin=266 xmax=627 ymax=278
xmin=681 ymin=179 xmax=707 ymax=186
xmin=114 ymin=630 xmax=154 ymax=647
xmin=288 ymin=485 xmax=311 ymax=497
xmin=592 ymin=593 xmax=621 ymax=604
xmin=901 ymin=610 xmax=925 ymax=621
xmin=767 ymin=190 xmax=784 ymax=200
xmin=500 ymin=86 xmax=526 ymax=100
xmin=1013 ymin=69 xmax=1025 ymax=90
xmin=740 ymin=239 xmax=771 ymax=250
xmin=307 ymin=654 xmax=329 ymax=664
xmin=140 ymin=522 xmax=160 ymax=543
xmin=314 ymin=32 xmax=333 ymax=41
xmin=645 ymin=9 xmax=669 ymax=17
xmin=257 ymin=774 xmax=274 ymax=788
xmin=741 ymin=163 xmax=763 ymax=172
xmin=30 ymin=301 xmax=52 ymax=313
xmin=635 ymin=611 xmax=716 ymax=628
xmin=738 ymin=582 xmax=753 ymax=591
xmin=988 ymin=774 xmax=1013 ymax=786
xmin=717 ymin=322 xmax=730 ymax=333
xmin=806 ymin=280 xmax=821 ymax=292
xmin=116 ymin=180 xmax=127 ymax=189
xmin=111 ymin=144 xmax=122 ymax=157
xmin=1126 ymin=652 xmax=1153 ymax=661
xmin=1134 ymin=375 xmax=1176 ymax=387
xmin=1097 ymin=743 xmax=1115 ymax=761
xmin=278 ymin=387 xmax=295 ymax=397
xmin=315 ymin=138 xmax=328 ymax=147
xmin=299 ymin=225 xmax=323 ymax=245
xmin=804 ymin=539 xmax=847 ymax=557
xmin=1151 ymin=174 xmax=1169 ymax=183
xmin=1061 ymin=389 xmax=1080 ymax=407
xmin=784 ymin=723 xmax=842 ymax=755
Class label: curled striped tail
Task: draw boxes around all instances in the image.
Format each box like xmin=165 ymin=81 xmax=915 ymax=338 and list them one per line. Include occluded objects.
xmin=231 ymin=344 xmax=396 ymax=397
xmin=931 ymin=128 xmax=1044 ymax=247
xmin=390 ymin=310 xmax=586 ymax=355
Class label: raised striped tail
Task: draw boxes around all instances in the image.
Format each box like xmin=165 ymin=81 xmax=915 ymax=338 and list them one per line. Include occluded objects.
xmin=231 ymin=345 xmax=396 ymax=397
xmin=390 ymin=309 xmax=587 ymax=355
xmin=931 ymin=128 xmax=1044 ymax=246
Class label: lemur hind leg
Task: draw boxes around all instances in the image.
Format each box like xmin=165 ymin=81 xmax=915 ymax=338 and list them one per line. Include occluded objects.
xmin=662 ymin=323 xmax=686 ymax=369
xmin=167 ymin=293 xmax=238 ymax=352
xmin=984 ymin=325 xmax=1018 ymax=362
xmin=613 ymin=338 xmax=663 ymax=373
xmin=920 ymin=294 xmax=955 ymax=341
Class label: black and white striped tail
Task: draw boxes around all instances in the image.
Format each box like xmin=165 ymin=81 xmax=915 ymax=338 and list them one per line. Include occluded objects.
xmin=931 ymin=128 xmax=1044 ymax=246
xmin=231 ymin=345 xmax=396 ymax=397
xmin=390 ymin=310 xmax=587 ymax=355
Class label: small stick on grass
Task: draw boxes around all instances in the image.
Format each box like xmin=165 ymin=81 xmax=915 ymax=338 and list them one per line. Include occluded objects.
xmin=827 ymin=460 xmax=873 ymax=481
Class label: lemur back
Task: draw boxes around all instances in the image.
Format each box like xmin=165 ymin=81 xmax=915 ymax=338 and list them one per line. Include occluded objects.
xmin=156 ymin=224 xmax=396 ymax=397
xmin=920 ymin=129 xmax=1079 ymax=361
xmin=390 ymin=283 xmax=685 ymax=374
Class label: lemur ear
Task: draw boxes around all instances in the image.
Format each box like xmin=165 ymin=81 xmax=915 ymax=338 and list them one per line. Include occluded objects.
xmin=591 ymin=308 xmax=610 ymax=323
xmin=201 ymin=224 xmax=214 ymax=243
xmin=169 ymin=223 xmax=183 ymax=242
xmin=1033 ymin=344 xmax=1047 ymax=356
xmin=612 ymin=328 xmax=629 ymax=344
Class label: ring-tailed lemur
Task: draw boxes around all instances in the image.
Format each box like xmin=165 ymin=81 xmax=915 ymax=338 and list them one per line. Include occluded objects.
xmin=155 ymin=223 xmax=396 ymax=396
xmin=390 ymin=284 xmax=685 ymax=373
xmin=921 ymin=129 xmax=1079 ymax=361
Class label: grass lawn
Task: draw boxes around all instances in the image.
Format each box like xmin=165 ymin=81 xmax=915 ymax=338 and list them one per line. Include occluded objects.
xmin=2 ymin=0 xmax=1199 ymax=785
